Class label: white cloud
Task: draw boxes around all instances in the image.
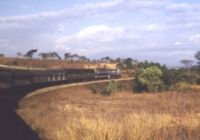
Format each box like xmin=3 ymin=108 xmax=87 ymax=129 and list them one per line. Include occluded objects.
xmin=168 ymin=3 xmax=200 ymax=11
xmin=0 ymin=0 xmax=199 ymax=65
xmin=188 ymin=34 xmax=200 ymax=44
xmin=0 ymin=0 xmax=199 ymax=28
xmin=0 ymin=0 xmax=169 ymax=30
xmin=174 ymin=41 xmax=183 ymax=46
xmin=0 ymin=39 xmax=9 ymax=46
xmin=0 ymin=0 xmax=122 ymax=26
xmin=77 ymin=25 xmax=111 ymax=38
xmin=55 ymin=25 xmax=141 ymax=55
xmin=146 ymin=24 xmax=160 ymax=31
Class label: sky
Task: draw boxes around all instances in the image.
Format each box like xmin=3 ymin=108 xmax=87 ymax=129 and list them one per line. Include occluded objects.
xmin=0 ymin=0 xmax=200 ymax=66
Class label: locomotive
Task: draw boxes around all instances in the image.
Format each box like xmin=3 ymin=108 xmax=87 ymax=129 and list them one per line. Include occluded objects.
xmin=0 ymin=65 xmax=121 ymax=89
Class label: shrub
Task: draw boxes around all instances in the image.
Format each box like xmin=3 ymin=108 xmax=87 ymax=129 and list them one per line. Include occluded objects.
xmin=100 ymin=80 xmax=119 ymax=96
xmin=100 ymin=88 xmax=112 ymax=96
xmin=89 ymin=81 xmax=119 ymax=96
xmin=171 ymin=82 xmax=193 ymax=93
xmin=90 ymin=84 xmax=98 ymax=94
xmin=135 ymin=61 xmax=200 ymax=92
xmin=133 ymin=66 xmax=164 ymax=92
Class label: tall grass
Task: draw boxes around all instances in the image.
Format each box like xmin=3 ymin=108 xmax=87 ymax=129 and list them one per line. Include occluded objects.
xmin=25 ymin=112 xmax=200 ymax=140
xmin=17 ymin=86 xmax=200 ymax=140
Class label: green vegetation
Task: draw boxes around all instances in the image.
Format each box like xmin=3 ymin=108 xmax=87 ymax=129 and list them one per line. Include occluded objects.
xmin=133 ymin=50 xmax=200 ymax=93
xmin=100 ymin=80 xmax=119 ymax=96
xmin=23 ymin=49 xmax=38 ymax=59
xmin=90 ymin=80 xmax=119 ymax=96
xmin=133 ymin=66 xmax=164 ymax=92
xmin=171 ymin=81 xmax=193 ymax=93
xmin=89 ymin=83 xmax=98 ymax=94
xmin=195 ymin=51 xmax=200 ymax=66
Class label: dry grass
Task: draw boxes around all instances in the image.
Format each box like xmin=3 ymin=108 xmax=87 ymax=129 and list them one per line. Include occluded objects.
xmin=17 ymin=86 xmax=200 ymax=140
xmin=0 ymin=57 xmax=116 ymax=69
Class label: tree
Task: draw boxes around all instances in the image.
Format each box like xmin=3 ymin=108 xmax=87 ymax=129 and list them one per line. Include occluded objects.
xmin=0 ymin=53 xmax=5 ymax=57
xmin=180 ymin=59 xmax=194 ymax=69
xmin=79 ymin=56 xmax=88 ymax=62
xmin=39 ymin=53 xmax=48 ymax=59
xmin=39 ymin=52 xmax=61 ymax=60
xmin=195 ymin=51 xmax=200 ymax=66
xmin=124 ymin=58 xmax=138 ymax=69
xmin=101 ymin=56 xmax=110 ymax=62
xmin=116 ymin=57 xmax=122 ymax=63
xmin=51 ymin=52 xmax=61 ymax=60
xmin=133 ymin=66 xmax=164 ymax=92
xmin=24 ymin=49 xmax=38 ymax=59
xmin=64 ymin=53 xmax=71 ymax=60
xmin=71 ymin=54 xmax=79 ymax=62
xmin=17 ymin=52 xmax=22 ymax=58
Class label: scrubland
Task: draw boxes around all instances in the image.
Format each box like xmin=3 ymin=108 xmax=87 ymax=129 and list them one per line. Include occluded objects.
xmin=17 ymin=83 xmax=200 ymax=140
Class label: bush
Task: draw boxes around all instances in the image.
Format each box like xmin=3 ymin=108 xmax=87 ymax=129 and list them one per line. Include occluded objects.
xmin=100 ymin=80 xmax=119 ymax=96
xmin=100 ymin=88 xmax=112 ymax=96
xmin=90 ymin=84 xmax=98 ymax=94
xmin=89 ymin=81 xmax=119 ymax=96
xmin=171 ymin=82 xmax=193 ymax=93
xmin=135 ymin=61 xmax=200 ymax=92
xmin=133 ymin=66 xmax=164 ymax=92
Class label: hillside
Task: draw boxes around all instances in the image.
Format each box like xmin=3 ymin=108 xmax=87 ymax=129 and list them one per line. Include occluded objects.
xmin=0 ymin=57 xmax=117 ymax=69
xmin=17 ymin=82 xmax=200 ymax=140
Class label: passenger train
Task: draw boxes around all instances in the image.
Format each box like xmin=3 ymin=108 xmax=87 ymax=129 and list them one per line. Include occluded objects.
xmin=0 ymin=65 xmax=121 ymax=89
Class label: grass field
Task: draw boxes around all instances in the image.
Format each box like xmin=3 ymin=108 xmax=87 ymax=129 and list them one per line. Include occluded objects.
xmin=17 ymin=84 xmax=200 ymax=140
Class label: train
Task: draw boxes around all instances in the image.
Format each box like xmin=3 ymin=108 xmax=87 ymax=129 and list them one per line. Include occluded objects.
xmin=0 ymin=65 xmax=121 ymax=89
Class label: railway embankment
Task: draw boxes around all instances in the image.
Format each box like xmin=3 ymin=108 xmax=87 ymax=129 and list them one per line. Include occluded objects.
xmin=24 ymin=77 xmax=134 ymax=99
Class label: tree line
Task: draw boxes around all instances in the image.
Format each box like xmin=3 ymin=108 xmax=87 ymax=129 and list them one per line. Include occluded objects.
xmin=0 ymin=49 xmax=139 ymax=66
xmin=15 ymin=49 xmax=91 ymax=62
xmin=133 ymin=50 xmax=200 ymax=93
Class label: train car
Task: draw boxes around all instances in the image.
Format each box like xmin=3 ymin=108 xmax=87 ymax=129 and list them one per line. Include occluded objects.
xmin=64 ymin=68 xmax=95 ymax=81
xmin=0 ymin=65 xmax=121 ymax=89
xmin=94 ymin=68 xmax=121 ymax=79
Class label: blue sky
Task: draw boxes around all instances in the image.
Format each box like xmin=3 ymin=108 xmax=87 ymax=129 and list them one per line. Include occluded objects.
xmin=0 ymin=0 xmax=200 ymax=66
